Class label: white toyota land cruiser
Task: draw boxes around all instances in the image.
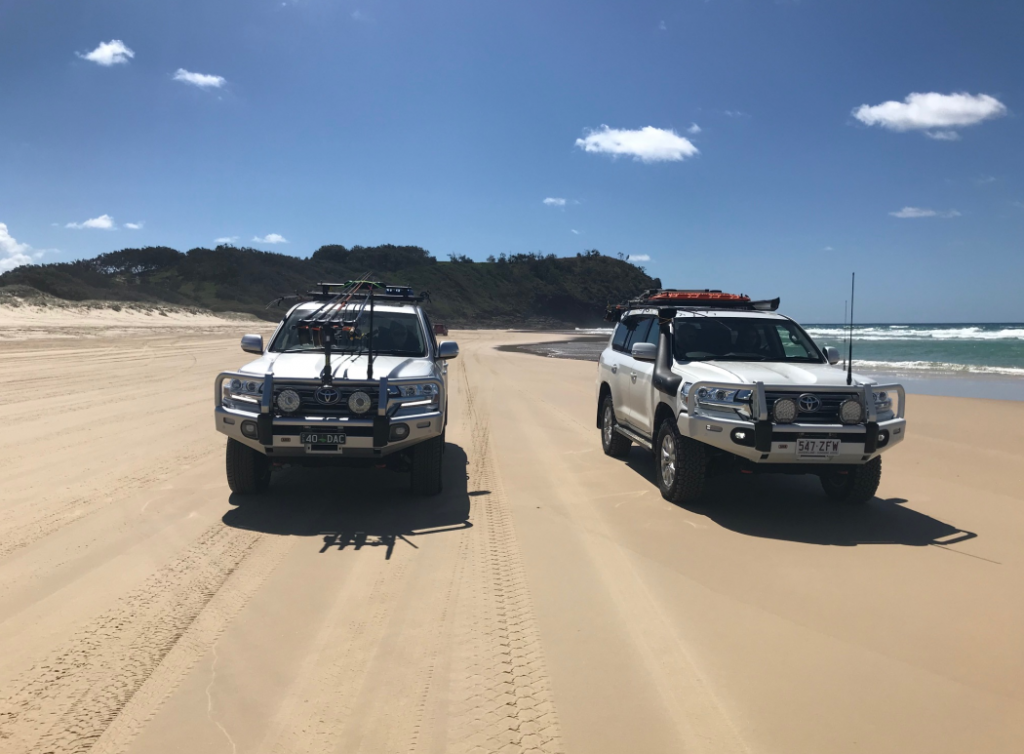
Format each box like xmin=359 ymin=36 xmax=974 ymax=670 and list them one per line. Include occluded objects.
xmin=215 ymin=281 xmax=458 ymax=496
xmin=596 ymin=289 xmax=907 ymax=505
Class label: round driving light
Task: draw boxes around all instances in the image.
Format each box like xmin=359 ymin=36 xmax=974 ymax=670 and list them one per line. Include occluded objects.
xmin=240 ymin=420 xmax=258 ymax=439
xmin=839 ymin=398 xmax=864 ymax=424
xmin=389 ymin=423 xmax=410 ymax=441
xmin=697 ymin=388 xmax=709 ymax=399
xmin=276 ymin=389 xmax=301 ymax=413
xmin=773 ymin=397 xmax=798 ymax=424
xmin=348 ymin=391 xmax=372 ymax=415
xmin=230 ymin=379 xmax=242 ymax=391
xmin=245 ymin=381 xmax=258 ymax=393
xmin=716 ymin=389 xmax=728 ymax=400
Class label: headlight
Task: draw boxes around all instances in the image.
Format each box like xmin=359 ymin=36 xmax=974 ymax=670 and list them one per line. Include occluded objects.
xmin=773 ymin=397 xmax=797 ymax=424
xmin=873 ymin=391 xmax=893 ymax=411
xmin=840 ymin=398 xmax=864 ymax=424
xmin=222 ymin=377 xmax=264 ymax=410
xmin=395 ymin=383 xmax=440 ymax=398
xmin=276 ymin=389 xmax=302 ymax=413
xmin=694 ymin=386 xmax=753 ymax=418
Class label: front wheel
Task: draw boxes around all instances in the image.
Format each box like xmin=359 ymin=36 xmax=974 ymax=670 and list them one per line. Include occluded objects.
xmin=820 ymin=457 xmax=882 ymax=505
xmin=655 ymin=420 xmax=706 ymax=503
xmin=411 ymin=435 xmax=445 ymax=496
xmin=226 ymin=438 xmax=272 ymax=494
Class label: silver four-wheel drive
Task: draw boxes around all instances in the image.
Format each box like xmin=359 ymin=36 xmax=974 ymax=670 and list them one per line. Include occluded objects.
xmin=215 ymin=281 xmax=458 ymax=496
xmin=596 ymin=289 xmax=907 ymax=505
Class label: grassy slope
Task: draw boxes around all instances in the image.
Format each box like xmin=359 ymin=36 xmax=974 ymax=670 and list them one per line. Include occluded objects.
xmin=0 ymin=245 xmax=658 ymax=327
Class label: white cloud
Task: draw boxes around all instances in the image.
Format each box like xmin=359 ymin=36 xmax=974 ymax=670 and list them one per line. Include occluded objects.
xmin=215 ymin=236 xmax=239 ymax=244
xmin=823 ymin=246 xmax=834 ymax=251
xmin=889 ymin=207 xmax=960 ymax=219
xmin=570 ymin=229 xmax=580 ymax=235
xmin=252 ymin=233 xmax=288 ymax=244
xmin=658 ymin=20 xmax=667 ymax=31
xmin=543 ymin=197 xmax=566 ymax=207
xmin=173 ymin=69 xmax=226 ymax=89
xmin=925 ymin=130 xmax=961 ymax=141
xmin=67 ymin=213 xmax=115 ymax=230
xmin=687 ymin=122 xmax=701 ymax=134
xmin=852 ymin=92 xmax=1006 ymax=137
xmin=77 ymin=40 xmax=134 ymax=66
xmin=575 ymin=125 xmax=699 ymax=163
xmin=352 ymin=9 xmax=367 ymax=20
xmin=0 ymin=223 xmax=36 ymax=271
xmin=124 ymin=221 xmax=144 ymax=230
xmin=723 ymin=110 xmax=749 ymax=118
xmin=627 ymin=254 xmax=651 ymax=262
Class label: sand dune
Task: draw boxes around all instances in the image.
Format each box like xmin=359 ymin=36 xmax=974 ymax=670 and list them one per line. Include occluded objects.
xmin=0 ymin=323 xmax=1021 ymax=754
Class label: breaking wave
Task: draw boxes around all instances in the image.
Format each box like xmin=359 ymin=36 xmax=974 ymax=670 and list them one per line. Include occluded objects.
xmin=806 ymin=326 xmax=1024 ymax=341
xmin=855 ymin=360 xmax=1024 ymax=377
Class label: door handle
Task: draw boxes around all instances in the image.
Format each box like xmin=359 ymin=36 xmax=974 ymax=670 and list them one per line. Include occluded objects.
xmin=611 ymin=365 xmax=618 ymax=374
xmin=631 ymin=373 xmax=637 ymax=383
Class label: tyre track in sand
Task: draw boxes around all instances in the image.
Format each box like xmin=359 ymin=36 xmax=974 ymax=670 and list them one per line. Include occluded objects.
xmin=0 ymin=521 xmax=292 ymax=754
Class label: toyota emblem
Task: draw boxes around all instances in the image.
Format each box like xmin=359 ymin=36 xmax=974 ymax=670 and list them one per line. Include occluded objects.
xmin=315 ymin=387 xmax=341 ymax=405
xmin=798 ymin=393 xmax=821 ymax=413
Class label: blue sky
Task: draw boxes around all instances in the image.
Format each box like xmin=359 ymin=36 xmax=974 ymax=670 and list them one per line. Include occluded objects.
xmin=1 ymin=0 xmax=1022 ymax=322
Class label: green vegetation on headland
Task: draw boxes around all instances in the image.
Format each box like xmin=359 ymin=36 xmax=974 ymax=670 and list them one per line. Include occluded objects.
xmin=0 ymin=244 xmax=658 ymax=327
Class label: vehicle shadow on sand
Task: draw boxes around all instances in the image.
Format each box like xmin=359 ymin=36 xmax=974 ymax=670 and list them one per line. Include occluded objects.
xmin=222 ymin=443 xmax=473 ymax=559
xmin=624 ymin=450 xmax=977 ymax=548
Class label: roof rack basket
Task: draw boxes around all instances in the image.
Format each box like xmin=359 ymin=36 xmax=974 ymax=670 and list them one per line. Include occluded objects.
xmin=605 ymin=288 xmax=780 ymax=322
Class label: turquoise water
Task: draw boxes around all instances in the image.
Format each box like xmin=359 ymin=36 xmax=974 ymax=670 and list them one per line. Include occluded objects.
xmin=804 ymin=324 xmax=1024 ymax=377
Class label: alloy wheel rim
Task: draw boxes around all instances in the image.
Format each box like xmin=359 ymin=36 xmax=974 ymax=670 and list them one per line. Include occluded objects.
xmin=661 ymin=433 xmax=676 ymax=487
xmin=603 ymin=405 xmax=614 ymax=445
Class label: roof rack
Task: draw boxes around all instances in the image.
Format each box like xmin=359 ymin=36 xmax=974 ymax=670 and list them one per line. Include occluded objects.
xmin=605 ymin=288 xmax=780 ymax=322
xmin=308 ymin=281 xmax=428 ymax=303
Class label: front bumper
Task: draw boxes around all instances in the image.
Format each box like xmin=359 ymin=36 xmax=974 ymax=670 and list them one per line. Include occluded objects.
xmin=214 ymin=372 xmax=445 ymax=459
xmin=679 ymin=381 xmax=907 ymax=465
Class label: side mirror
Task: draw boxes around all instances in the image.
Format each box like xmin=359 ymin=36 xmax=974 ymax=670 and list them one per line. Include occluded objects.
xmin=241 ymin=334 xmax=264 ymax=354
xmin=437 ymin=341 xmax=459 ymax=360
xmin=824 ymin=346 xmax=840 ymax=365
xmin=631 ymin=342 xmax=657 ymax=361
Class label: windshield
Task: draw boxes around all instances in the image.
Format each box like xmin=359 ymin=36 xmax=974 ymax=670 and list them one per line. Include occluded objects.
xmin=673 ymin=317 xmax=823 ymax=363
xmin=270 ymin=308 xmax=427 ymax=357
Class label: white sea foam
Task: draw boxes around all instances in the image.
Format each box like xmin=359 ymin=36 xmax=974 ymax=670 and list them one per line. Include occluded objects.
xmin=574 ymin=327 xmax=614 ymax=335
xmin=807 ymin=326 xmax=1024 ymax=341
xmin=856 ymin=360 xmax=1024 ymax=377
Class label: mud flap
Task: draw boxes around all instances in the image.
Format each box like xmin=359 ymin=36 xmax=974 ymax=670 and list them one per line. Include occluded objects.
xmin=754 ymin=420 xmax=773 ymax=452
xmin=373 ymin=416 xmax=390 ymax=448
xmin=257 ymin=414 xmax=274 ymax=446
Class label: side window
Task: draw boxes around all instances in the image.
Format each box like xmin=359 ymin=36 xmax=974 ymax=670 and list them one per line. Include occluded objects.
xmin=422 ymin=312 xmax=439 ymax=353
xmin=645 ymin=318 xmax=661 ymax=345
xmin=611 ymin=321 xmax=630 ymax=351
xmin=624 ymin=318 xmax=653 ymax=352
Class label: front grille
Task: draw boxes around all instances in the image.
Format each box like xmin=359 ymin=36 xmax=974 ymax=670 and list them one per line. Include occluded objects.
xmin=764 ymin=391 xmax=859 ymax=424
xmin=273 ymin=383 xmax=380 ymax=419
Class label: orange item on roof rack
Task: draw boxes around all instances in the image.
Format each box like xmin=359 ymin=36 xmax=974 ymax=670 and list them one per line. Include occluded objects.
xmin=645 ymin=290 xmax=750 ymax=303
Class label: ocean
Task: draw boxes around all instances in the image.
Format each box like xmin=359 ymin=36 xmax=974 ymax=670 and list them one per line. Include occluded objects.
xmin=508 ymin=323 xmax=1024 ymax=401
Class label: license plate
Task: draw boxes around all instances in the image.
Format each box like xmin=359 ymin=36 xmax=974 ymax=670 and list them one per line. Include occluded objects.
xmin=797 ymin=439 xmax=840 ymax=458
xmin=300 ymin=432 xmax=346 ymax=445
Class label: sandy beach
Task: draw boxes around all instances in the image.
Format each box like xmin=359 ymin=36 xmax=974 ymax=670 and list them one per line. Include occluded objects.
xmin=1 ymin=313 xmax=1022 ymax=754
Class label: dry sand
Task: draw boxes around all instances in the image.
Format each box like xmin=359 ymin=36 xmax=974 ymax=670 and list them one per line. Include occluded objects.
xmin=0 ymin=316 xmax=1022 ymax=754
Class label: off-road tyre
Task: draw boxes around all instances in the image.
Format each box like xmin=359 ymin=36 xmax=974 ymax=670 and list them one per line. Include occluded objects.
xmin=411 ymin=435 xmax=445 ymax=496
xmin=655 ymin=419 xmax=706 ymax=503
xmin=820 ymin=457 xmax=882 ymax=505
xmin=600 ymin=395 xmax=632 ymax=458
xmin=226 ymin=438 xmax=272 ymax=494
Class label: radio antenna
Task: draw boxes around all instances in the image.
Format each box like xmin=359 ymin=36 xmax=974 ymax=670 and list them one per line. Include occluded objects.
xmin=846 ymin=272 xmax=855 ymax=385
